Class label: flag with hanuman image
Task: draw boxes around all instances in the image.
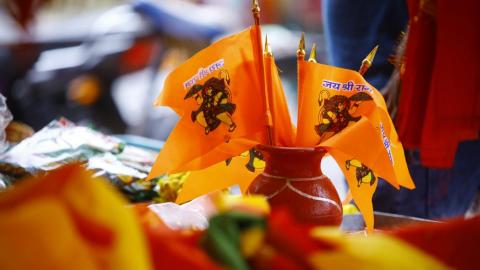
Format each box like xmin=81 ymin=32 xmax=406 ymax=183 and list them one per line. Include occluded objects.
xmin=296 ymin=61 xmax=415 ymax=231
xmin=173 ymin=38 xmax=294 ymax=204
xmin=148 ymin=26 xmax=269 ymax=178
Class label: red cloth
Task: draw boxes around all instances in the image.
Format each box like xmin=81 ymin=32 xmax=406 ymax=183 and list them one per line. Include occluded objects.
xmin=397 ymin=0 xmax=480 ymax=168
xmin=391 ymin=216 xmax=480 ymax=270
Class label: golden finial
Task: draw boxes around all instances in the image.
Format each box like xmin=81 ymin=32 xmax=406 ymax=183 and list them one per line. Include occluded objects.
xmin=364 ymin=45 xmax=378 ymax=65
xmin=297 ymin=32 xmax=305 ymax=60
xmin=308 ymin=43 xmax=317 ymax=63
xmin=252 ymin=0 xmax=260 ymax=25
xmin=264 ymin=35 xmax=273 ymax=56
xmin=359 ymin=45 xmax=379 ymax=75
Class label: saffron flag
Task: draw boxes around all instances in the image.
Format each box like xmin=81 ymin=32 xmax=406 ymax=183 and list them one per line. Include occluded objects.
xmin=149 ymin=26 xmax=268 ymax=177
xmin=295 ymin=62 xmax=414 ymax=230
xmin=175 ymin=146 xmax=265 ymax=204
xmin=264 ymin=53 xmax=295 ymax=146
xmin=296 ymin=62 xmax=383 ymax=147
xmin=173 ymin=52 xmax=293 ymax=203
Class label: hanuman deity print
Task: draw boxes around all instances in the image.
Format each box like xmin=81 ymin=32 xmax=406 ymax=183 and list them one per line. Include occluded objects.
xmin=345 ymin=159 xmax=376 ymax=187
xmin=244 ymin=148 xmax=264 ymax=172
xmin=184 ymin=70 xmax=237 ymax=135
xmin=225 ymin=148 xmax=265 ymax=173
xmin=315 ymin=91 xmax=373 ymax=138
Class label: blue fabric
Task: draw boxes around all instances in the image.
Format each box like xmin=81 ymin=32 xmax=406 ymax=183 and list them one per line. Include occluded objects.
xmin=322 ymin=0 xmax=408 ymax=89
xmin=374 ymin=140 xmax=480 ymax=219
xmin=132 ymin=0 xmax=225 ymax=42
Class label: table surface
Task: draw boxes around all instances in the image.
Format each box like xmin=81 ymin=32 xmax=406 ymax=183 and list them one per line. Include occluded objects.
xmin=341 ymin=211 xmax=439 ymax=232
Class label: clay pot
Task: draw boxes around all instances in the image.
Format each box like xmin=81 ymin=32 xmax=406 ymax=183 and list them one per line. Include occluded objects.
xmin=247 ymin=145 xmax=342 ymax=226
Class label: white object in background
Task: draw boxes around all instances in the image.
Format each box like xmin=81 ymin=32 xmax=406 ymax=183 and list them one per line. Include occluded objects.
xmin=321 ymin=155 xmax=348 ymax=202
xmin=148 ymin=192 xmax=219 ymax=230
xmin=0 ymin=94 xmax=12 ymax=153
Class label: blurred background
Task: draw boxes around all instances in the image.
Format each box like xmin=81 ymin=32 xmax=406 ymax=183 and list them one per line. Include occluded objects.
xmin=0 ymin=0 xmax=350 ymax=204
xmin=0 ymin=0 xmax=421 ymax=209
xmin=0 ymin=0 xmax=326 ymax=140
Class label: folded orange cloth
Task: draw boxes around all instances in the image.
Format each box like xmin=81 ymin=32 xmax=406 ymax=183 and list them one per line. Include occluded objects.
xmin=0 ymin=164 xmax=152 ymax=270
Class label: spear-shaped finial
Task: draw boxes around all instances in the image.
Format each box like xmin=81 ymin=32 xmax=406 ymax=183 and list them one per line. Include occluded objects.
xmin=308 ymin=43 xmax=317 ymax=63
xmin=359 ymin=45 xmax=379 ymax=75
xmin=252 ymin=0 xmax=260 ymax=25
xmin=264 ymin=35 xmax=273 ymax=56
xmin=297 ymin=32 xmax=306 ymax=60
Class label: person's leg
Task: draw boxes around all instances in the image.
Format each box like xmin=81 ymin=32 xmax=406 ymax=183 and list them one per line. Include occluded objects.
xmin=426 ymin=140 xmax=480 ymax=219
xmin=373 ymin=151 xmax=429 ymax=217
xmin=374 ymin=140 xmax=480 ymax=219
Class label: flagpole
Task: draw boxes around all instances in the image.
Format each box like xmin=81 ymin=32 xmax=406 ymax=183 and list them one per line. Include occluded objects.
xmin=252 ymin=0 xmax=274 ymax=146
xmin=296 ymin=33 xmax=306 ymax=128
xmin=359 ymin=45 xmax=379 ymax=75
xmin=263 ymin=35 xmax=277 ymax=145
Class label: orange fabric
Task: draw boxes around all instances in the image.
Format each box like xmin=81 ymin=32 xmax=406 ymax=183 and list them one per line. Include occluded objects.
xmin=264 ymin=54 xmax=295 ymax=146
xmin=173 ymin=54 xmax=294 ymax=204
xmin=296 ymin=62 xmax=385 ymax=146
xmin=176 ymin=146 xmax=263 ymax=204
xmin=173 ymin=53 xmax=295 ymax=203
xmin=149 ymin=27 xmax=268 ymax=177
xmin=0 ymin=164 xmax=152 ymax=270
xmin=326 ymin=147 xmax=377 ymax=231
xmin=376 ymin=109 xmax=415 ymax=190
xmin=295 ymin=62 xmax=414 ymax=230
xmin=295 ymin=62 xmax=413 ymax=186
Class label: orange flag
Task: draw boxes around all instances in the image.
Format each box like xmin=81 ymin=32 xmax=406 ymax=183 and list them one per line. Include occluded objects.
xmin=264 ymin=51 xmax=295 ymax=146
xmin=296 ymin=61 xmax=413 ymax=187
xmin=296 ymin=62 xmax=381 ymax=146
xmin=321 ymin=120 xmax=380 ymax=231
xmin=149 ymin=26 xmax=268 ymax=178
xmin=175 ymin=146 xmax=265 ymax=204
xmin=296 ymin=62 xmax=414 ymax=230
xmin=172 ymin=48 xmax=294 ymax=203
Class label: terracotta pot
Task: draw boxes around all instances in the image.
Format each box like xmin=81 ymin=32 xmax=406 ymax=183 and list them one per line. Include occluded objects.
xmin=247 ymin=145 xmax=343 ymax=226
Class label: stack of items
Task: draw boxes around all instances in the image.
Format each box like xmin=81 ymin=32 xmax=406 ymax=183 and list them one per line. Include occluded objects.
xmin=0 ymin=118 xmax=186 ymax=203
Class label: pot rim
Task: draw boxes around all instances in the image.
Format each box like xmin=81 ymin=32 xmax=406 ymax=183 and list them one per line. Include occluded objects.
xmin=256 ymin=144 xmax=327 ymax=154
